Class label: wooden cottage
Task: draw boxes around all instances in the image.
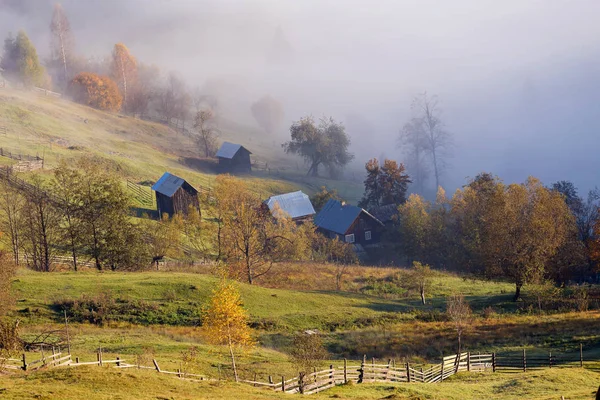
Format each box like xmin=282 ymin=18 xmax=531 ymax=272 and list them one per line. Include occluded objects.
xmin=152 ymin=172 xmax=200 ymax=217
xmin=215 ymin=142 xmax=252 ymax=173
xmin=314 ymin=199 xmax=384 ymax=246
xmin=264 ymin=191 xmax=316 ymax=223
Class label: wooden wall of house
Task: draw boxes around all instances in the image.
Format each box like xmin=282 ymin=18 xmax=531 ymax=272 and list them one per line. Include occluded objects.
xmin=345 ymin=213 xmax=382 ymax=245
xmin=156 ymin=192 xmax=175 ymax=217
xmin=155 ymin=187 xmax=200 ymax=217
xmin=218 ymin=149 xmax=251 ymax=173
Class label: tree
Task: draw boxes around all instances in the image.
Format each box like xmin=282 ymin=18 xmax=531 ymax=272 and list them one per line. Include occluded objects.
xmin=141 ymin=213 xmax=183 ymax=269
xmin=310 ymin=186 xmax=341 ymax=213
xmin=397 ymin=194 xmax=431 ymax=263
xmin=283 ymin=116 xmax=354 ymax=177
xmin=251 ymin=95 xmax=285 ymax=134
xmin=49 ymin=3 xmax=75 ymax=87
xmin=398 ymin=116 xmax=429 ymax=194
xmin=193 ymin=109 xmax=219 ymax=157
xmin=202 ymin=279 xmax=254 ymax=382
xmin=215 ymin=175 xmax=292 ymax=284
xmin=128 ymin=63 xmax=160 ymax=117
xmin=0 ymin=181 xmax=24 ymax=265
xmin=68 ymin=72 xmax=122 ymax=112
xmin=446 ymin=294 xmax=472 ymax=354
xmin=110 ymin=43 xmax=137 ymax=112
xmin=290 ymin=332 xmax=327 ymax=391
xmin=359 ymin=158 xmax=411 ymax=209
xmin=409 ymin=261 xmax=434 ymax=305
xmin=20 ymin=176 xmax=61 ymax=272
xmin=0 ymin=251 xmax=15 ymax=317
xmin=1 ymin=31 xmax=48 ymax=87
xmin=158 ymin=72 xmax=190 ymax=129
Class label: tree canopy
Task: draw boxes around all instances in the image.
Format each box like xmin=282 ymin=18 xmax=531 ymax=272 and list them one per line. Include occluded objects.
xmin=69 ymin=72 xmax=122 ymax=112
xmin=358 ymin=158 xmax=411 ymax=209
xmin=1 ymin=30 xmax=48 ymax=87
xmin=251 ymin=95 xmax=284 ymax=134
xmin=283 ymin=116 xmax=354 ymax=177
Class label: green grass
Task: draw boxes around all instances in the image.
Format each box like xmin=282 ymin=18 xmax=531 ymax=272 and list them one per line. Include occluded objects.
xmin=0 ymin=88 xmax=363 ymax=201
xmin=0 ymin=366 xmax=598 ymax=399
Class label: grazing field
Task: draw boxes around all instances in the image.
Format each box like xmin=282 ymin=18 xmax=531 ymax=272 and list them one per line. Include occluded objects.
xmin=0 ymin=366 xmax=598 ymax=399
xmin=0 ymin=88 xmax=363 ymax=202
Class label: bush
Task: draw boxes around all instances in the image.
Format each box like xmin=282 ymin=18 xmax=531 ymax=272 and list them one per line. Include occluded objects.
xmin=55 ymin=293 xmax=203 ymax=326
xmin=69 ymin=72 xmax=123 ymax=112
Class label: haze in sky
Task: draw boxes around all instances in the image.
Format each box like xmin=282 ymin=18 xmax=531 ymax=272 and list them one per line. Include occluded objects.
xmin=1 ymin=0 xmax=599 ymax=195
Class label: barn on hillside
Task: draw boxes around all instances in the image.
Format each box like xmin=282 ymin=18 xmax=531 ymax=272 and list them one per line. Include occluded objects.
xmin=264 ymin=191 xmax=316 ymax=223
xmin=215 ymin=142 xmax=252 ymax=173
xmin=314 ymin=199 xmax=384 ymax=245
xmin=152 ymin=172 xmax=200 ymax=217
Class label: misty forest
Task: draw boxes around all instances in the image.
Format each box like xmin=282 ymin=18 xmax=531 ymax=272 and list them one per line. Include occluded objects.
xmin=0 ymin=1 xmax=600 ymax=399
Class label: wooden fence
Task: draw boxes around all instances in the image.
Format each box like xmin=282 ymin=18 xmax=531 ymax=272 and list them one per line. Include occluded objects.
xmin=127 ymin=180 xmax=154 ymax=208
xmin=0 ymin=148 xmax=44 ymax=172
xmin=0 ymin=126 xmax=6 ymax=136
xmin=33 ymin=87 xmax=62 ymax=98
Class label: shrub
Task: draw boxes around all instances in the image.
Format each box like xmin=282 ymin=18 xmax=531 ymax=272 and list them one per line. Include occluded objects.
xmin=68 ymin=72 xmax=123 ymax=112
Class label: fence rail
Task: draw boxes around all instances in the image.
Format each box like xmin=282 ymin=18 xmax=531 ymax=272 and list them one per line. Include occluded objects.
xmin=33 ymin=86 xmax=62 ymax=98
xmin=126 ymin=180 xmax=154 ymax=208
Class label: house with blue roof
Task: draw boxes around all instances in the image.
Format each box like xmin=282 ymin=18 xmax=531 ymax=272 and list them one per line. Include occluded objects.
xmin=314 ymin=199 xmax=384 ymax=246
xmin=152 ymin=172 xmax=200 ymax=217
xmin=215 ymin=142 xmax=252 ymax=173
xmin=264 ymin=191 xmax=316 ymax=223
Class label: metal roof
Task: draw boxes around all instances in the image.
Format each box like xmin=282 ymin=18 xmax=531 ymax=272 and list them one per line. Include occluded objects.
xmin=265 ymin=191 xmax=316 ymax=219
xmin=215 ymin=142 xmax=251 ymax=159
xmin=314 ymin=199 xmax=384 ymax=235
xmin=151 ymin=172 xmax=186 ymax=197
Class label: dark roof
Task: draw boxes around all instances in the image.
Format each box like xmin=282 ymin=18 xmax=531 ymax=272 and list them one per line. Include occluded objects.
xmin=151 ymin=172 xmax=195 ymax=197
xmin=215 ymin=142 xmax=252 ymax=159
xmin=370 ymin=204 xmax=400 ymax=224
xmin=265 ymin=191 xmax=316 ymax=219
xmin=314 ymin=199 xmax=383 ymax=235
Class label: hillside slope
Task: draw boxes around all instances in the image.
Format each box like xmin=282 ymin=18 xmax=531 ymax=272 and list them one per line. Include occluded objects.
xmin=0 ymin=87 xmax=362 ymax=201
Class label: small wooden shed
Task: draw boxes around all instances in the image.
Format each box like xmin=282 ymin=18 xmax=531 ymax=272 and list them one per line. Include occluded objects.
xmin=215 ymin=142 xmax=252 ymax=173
xmin=152 ymin=172 xmax=200 ymax=217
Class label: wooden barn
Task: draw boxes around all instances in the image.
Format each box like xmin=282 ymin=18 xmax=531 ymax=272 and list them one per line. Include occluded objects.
xmin=314 ymin=199 xmax=384 ymax=246
xmin=151 ymin=172 xmax=200 ymax=217
xmin=215 ymin=142 xmax=252 ymax=173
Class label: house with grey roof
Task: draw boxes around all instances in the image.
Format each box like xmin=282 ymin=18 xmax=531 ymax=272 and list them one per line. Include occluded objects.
xmin=152 ymin=172 xmax=200 ymax=217
xmin=215 ymin=142 xmax=252 ymax=173
xmin=264 ymin=191 xmax=316 ymax=223
xmin=314 ymin=199 xmax=384 ymax=246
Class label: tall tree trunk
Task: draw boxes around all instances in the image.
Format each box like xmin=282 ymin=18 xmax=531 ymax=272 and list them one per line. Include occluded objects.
xmin=514 ymin=282 xmax=522 ymax=302
xmin=420 ymin=286 xmax=426 ymax=305
xmin=228 ymin=336 xmax=238 ymax=382
xmin=432 ymin=148 xmax=439 ymax=191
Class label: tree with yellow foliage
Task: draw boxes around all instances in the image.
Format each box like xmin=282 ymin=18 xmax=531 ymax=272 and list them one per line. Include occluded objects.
xmin=69 ymin=72 xmax=122 ymax=112
xmin=202 ymin=278 xmax=254 ymax=382
xmin=110 ymin=43 xmax=137 ymax=111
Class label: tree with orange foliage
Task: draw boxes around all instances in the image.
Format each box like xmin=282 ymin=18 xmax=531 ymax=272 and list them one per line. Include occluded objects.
xmin=110 ymin=43 xmax=137 ymax=111
xmin=202 ymin=278 xmax=254 ymax=382
xmin=69 ymin=72 xmax=122 ymax=112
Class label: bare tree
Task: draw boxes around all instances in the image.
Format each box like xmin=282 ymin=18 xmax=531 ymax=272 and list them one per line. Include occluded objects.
xmin=446 ymin=294 xmax=472 ymax=354
xmin=0 ymin=181 xmax=24 ymax=265
xmin=193 ymin=109 xmax=220 ymax=157
xmin=49 ymin=3 xmax=75 ymax=87
xmin=398 ymin=117 xmax=429 ymax=194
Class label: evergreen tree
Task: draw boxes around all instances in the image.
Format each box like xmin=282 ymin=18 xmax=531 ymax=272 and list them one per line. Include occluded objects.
xmin=1 ymin=31 xmax=47 ymax=87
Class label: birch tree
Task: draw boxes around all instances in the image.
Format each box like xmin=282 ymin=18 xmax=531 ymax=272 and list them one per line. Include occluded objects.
xmin=50 ymin=3 xmax=75 ymax=87
xmin=110 ymin=43 xmax=137 ymax=112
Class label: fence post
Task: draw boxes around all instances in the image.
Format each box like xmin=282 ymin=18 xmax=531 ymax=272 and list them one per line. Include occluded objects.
xmin=116 ymin=357 xmax=121 ymax=367
xmin=406 ymin=362 xmax=411 ymax=383
xmin=549 ymin=352 xmax=552 ymax=369
xmin=22 ymin=353 xmax=27 ymax=371
xmin=281 ymin=376 xmax=285 ymax=392
xmin=467 ymin=352 xmax=471 ymax=372
xmin=75 ymin=357 xmax=79 ymax=364
xmin=344 ymin=358 xmax=347 ymax=384
xmin=254 ymin=372 xmax=257 ymax=387
xmin=522 ymin=349 xmax=526 ymax=372
xmin=152 ymin=359 xmax=161 ymax=372
xmin=268 ymin=375 xmax=273 ymax=385
xmin=330 ymin=364 xmax=334 ymax=385
xmin=96 ymin=351 xmax=100 ymax=366
xmin=580 ymin=343 xmax=583 ymax=367
xmin=492 ymin=353 xmax=496 ymax=373
xmin=440 ymin=357 xmax=444 ymax=382
xmin=358 ymin=354 xmax=365 ymax=383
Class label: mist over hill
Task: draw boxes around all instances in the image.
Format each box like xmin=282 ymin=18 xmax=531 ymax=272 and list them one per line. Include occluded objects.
xmin=2 ymin=0 xmax=600 ymax=195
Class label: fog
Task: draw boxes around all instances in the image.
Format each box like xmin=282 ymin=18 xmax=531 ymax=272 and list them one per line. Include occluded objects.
xmin=2 ymin=0 xmax=600 ymax=195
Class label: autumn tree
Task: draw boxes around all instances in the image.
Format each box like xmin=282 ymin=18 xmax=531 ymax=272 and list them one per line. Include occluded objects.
xmin=358 ymin=158 xmax=411 ymax=209
xmin=283 ymin=116 xmax=354 ymax=177
xmin=290 ymin=332 xmax=327 ymax=389
xmin=69 ymin=72 xmax=122 ymax=112
xmin=0 ymin=251 xmax=15 ymax=317
xmin=446 ymin=294 xmax=472 ymax=354
xmin=251 ymin=95 xmax=285 ymax=134
xmin=49 ymin=3 xmax=75 ymax=88
xmin=397 ymin=194 xmax=431 ymax=263
xmin=202 ymin=279 xmax=254 ymax=382
xmin=193 ymin=109 xmax=220 ymax=157
xmin=1 ymin=31 xmax=49 ymax=87
xmin=310 ymin=186 xmax=341 ymax=213
xmin=409 ymin=261 xmax=434 ymax=305
xmin=110 ymin=43 xmax=137 ymax=112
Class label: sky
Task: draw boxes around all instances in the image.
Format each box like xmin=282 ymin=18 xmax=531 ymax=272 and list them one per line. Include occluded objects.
xmin=1 ymin=0 xmax=600 ymax=195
